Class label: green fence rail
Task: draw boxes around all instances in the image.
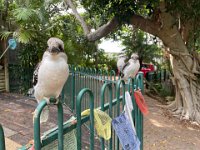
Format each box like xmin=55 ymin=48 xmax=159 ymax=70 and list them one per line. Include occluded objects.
xmin=29 ymin=73 xmax=143 ymax=150
xmin=62 ymin=66 xmax=118 ymax=112
xmin=0 ymin=124 xmax=5 ymax=150
xmin=146 ymin=69 xmax=170 ymax=83
xmin=2 ymin=66 xmax=144 ymax=150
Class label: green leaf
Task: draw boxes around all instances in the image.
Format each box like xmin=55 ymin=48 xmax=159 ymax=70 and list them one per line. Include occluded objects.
xmin=0 ymin=31 xmax=13 ymax=40
xmin=13 ymin=7 xmax=36 ymax=21
xmin=13 ymin=29 xmax=35 ymax=43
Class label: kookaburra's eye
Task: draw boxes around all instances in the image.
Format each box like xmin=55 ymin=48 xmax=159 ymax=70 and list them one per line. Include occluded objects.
xmin=58 ymin=45 xmax=63 ymax=51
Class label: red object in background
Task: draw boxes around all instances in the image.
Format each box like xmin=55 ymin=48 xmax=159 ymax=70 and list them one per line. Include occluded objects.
xmin=140 ymin=63 xmax=155 ymax=78
xmin=134 ymin=90 xmax=149 ymax=115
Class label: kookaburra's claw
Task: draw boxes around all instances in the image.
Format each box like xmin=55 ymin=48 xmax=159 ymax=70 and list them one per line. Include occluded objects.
xmin=43 ymin=97 xmax=50 ymax=104
xmin=43 ymin=97 xmax=59 ymax=104
xmin=55 ymin=98 xmax=59 ymax=105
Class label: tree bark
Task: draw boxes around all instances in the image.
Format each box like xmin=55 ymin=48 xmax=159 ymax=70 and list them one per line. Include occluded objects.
xmin=148 ymin=3 xmax=200 ymax=123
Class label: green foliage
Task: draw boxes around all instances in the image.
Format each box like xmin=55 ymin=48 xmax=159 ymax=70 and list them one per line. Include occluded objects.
xmin=94 ymin=49 xmax=117 ymax=71
xmin=0 ymin=31 xmax=12 ymax=40
xmin=18 ymin=43 xmax=44 ymax=67
xmin=13 ymin=8 xmax=36 ymax=21
xmin=1 ymin=0 xmax=99 ymax=69
xmin=119 ymin=27 xmax=162 ymax=64
xmin=13 ymin=29 xmax=36 ymax=43
xmin=153 ymin=82 xmax=175 ymax=98
xmin=80 ymin=0 xmax=138 ymax=24
xmin=164 ymin=0 xmax=200 ymax=52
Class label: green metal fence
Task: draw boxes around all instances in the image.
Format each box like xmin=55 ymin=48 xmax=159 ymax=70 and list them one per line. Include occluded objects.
xmin=2 ymin=66 xmax=144 ymax=150
xmin=62 ymin=66 xmax=118 ymax=111
xmin=29 ymin=71 xmax=144 ymax=150
xmin=0 ymin=124 xmax=5 ymax=150
xmin=146 ymin=69 xmax=170 ymax=83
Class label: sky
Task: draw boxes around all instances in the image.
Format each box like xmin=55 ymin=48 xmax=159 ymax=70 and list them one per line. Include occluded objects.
xmin=98 ymin=39 xmax=125 ymax=53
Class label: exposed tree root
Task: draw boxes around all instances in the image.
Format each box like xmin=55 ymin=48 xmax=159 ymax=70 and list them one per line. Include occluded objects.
xmin=166 ymin=100 xmax=176 ymax=110
xmin=166 ymin=54 xmax=200 ymax=124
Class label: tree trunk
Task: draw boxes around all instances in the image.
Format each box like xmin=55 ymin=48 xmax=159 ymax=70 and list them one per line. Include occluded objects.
xmin=156 ymin=6 xmax=200 ymax=123
xmin=168 ymin=54 xmax=200 ymax=123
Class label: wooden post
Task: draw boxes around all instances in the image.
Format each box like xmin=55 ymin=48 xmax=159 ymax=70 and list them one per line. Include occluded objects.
xmin=3 ymin=40 xmax=9 ymax=92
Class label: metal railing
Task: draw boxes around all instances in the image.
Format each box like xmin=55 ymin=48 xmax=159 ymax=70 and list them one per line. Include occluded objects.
xmin=0 ymin=124 xmax=5 ymax=150
xmin=2 ymin=66 xmax=144 ymax=150
xmin=62 ymin=66 xmax=118 ymax=112
xmin=29 ymin=73 xmax=144 ymax=150
xmin=146 ymin=69 xmax=170 ymax=83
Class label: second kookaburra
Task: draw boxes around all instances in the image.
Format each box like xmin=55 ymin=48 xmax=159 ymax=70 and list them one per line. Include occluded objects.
xmin=117 ymin=54 xmax=127 ymax=76
xmin=120 ymin=53 xmax=140 ymax=83
xmin=33 ymin=37 xmax=69 ymax=123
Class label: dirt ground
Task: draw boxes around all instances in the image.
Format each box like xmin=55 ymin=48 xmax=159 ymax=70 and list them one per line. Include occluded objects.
xmin=0 ymin=92 xmax=200 ymax=150
xmin=143 ymin=94 xmax=200 ymax=150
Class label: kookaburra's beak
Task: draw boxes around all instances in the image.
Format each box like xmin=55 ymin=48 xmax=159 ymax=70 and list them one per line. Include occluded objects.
xmin=48 ymin=46 xmax=61 ymax=53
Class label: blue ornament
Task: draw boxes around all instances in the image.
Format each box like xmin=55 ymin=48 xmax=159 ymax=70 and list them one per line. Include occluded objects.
xmin=0 ymin=38 xmax=17 ymax=59
xmin=8 ymin=39 xmax=17 ymax=50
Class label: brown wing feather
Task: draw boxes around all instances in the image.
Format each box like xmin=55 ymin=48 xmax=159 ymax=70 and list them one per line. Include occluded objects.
xmin=33 ymin=62 xmax=41 ymax=86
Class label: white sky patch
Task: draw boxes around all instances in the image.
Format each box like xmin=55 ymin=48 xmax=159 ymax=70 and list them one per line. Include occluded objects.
xmin=99 ymin=39 xmax=125 ymax=53
xmin=58 ymin=1 xmax=86 ymax=15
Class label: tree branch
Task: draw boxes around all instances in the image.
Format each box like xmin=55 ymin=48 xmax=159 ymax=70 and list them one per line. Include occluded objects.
xmin=86 ymin=17 xmax=119 ymax=41
xmin=65 ymin=0 xmax=161 ymax=42
xmin=65 ymin=0 xmax=90 ymax=35
xmin=130 ymin=14 xmax=159 ymax=37
xmin=64 ymin=0 xmax=119 ymax=41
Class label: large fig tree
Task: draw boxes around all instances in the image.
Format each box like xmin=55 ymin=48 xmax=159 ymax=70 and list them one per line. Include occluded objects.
xmin=65 ymin=0 xmax=200 ymax=123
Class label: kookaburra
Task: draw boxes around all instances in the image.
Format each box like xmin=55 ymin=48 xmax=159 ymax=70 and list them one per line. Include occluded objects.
xmin=120 ymin=53 xmax=140 ymax=83
xmin=117 ymin=54 xmax=127 ymax=76
xmin=33 ymin=37 xmax=69 ymax=123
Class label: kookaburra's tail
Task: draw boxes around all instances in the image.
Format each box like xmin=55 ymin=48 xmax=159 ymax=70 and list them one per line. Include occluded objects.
xmin=40 ymin=107 xmax=49 ymax=123
xmin=27 ymin=87 xmax=34 ymax=97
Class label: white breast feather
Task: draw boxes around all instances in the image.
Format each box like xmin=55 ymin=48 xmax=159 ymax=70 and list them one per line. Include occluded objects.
xmin=122 ymin=60 xmax=140 ymax=81
xmin=34 ymin=52 xmax=69 ymax=102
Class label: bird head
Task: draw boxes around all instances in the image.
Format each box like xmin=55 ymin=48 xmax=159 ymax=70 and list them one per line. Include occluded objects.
xmin=131 ymin=53 xmax=139 ymax=60
xmin=118 ymin=54 xmax=127 ymax=59
xmin=47 ymin=37 xmax=64 ymax=54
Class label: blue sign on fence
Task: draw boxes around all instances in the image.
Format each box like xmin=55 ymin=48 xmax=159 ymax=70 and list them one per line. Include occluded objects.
xmin=112 ymin=112 xmax=140 ymax=150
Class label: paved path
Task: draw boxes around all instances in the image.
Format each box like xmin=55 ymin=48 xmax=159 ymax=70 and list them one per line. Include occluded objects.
xmin=0 ymin=93 xmax=73 ymax=148
xmin=0 ymin=93 xmax=100 ymax=150
xmin=5 ymin=138 xmax=22 ymax=150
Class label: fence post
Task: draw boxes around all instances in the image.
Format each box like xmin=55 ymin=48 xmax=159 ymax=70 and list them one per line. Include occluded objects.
xmin=116 ymin=80 xmax=126 ymax=150
xmin=76 ymin=88 xmax=94 ymax=150
xmin=34 ymin=100 xmax=47 ymax=150
xmin=57 ymin=101 xmax=64 ymax=150
xmin=100 ymin=83 xmax=113 ymax=150
xmin=0 ymin=124 xmax=5 ymax=150
xmin=33 ymin=99 xmax=63 ymax=150
xmin=72 ymin=66 xmax=75 ymax=111
xmin=136 ymin=73 xmax=144 ymax=150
